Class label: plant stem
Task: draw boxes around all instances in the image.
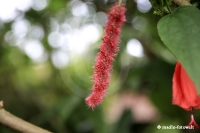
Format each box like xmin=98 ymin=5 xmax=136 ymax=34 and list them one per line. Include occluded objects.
xmin=0 ymin=101 xmax=52 ymax=133
xmin=166 ymin=5 xmax=172 ymax=14
xmin=118 ymin=0 xmax=123 ymax=6
xmin=172 ymin=0 xmax=191 ymax=6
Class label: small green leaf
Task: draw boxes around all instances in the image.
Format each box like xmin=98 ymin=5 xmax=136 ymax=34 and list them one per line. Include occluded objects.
xmin=158 ymin=6 xmax=200 ymax=93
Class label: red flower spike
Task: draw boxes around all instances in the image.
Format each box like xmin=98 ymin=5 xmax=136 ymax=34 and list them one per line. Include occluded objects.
xmin=187 ymin=108 xmax=199 ymax=129
xmin=172 ymin=62 xmax=200 ymax=110
xmin=85 ymin=3 xmax=126 ymax=109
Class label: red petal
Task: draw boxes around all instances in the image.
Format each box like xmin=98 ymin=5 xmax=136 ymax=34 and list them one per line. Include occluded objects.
xmin=172 ymin=62 xmax=200 ymax=110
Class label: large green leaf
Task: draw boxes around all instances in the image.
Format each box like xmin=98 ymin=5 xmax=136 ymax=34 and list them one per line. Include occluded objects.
xmin=158 ymin=6 xmax=200 ymax=92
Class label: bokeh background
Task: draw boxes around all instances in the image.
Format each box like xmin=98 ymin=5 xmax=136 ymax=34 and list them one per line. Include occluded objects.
xmin=0 ymin=0 xmax=200 ymax=133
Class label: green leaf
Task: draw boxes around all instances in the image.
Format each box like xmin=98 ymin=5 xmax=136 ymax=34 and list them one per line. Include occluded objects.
xmin=158 ymin=6 xmax=200 ymax=92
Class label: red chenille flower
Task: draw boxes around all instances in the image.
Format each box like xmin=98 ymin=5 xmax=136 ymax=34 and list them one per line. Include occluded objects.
xmin=85 ymin=3 xmax=126 ymax=109
xmin=172 ymin=62 xmax=200 ymax=128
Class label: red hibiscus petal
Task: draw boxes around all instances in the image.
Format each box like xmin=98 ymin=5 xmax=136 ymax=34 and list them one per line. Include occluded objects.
xmin=172 ymin=62 xmax=200 ymax=110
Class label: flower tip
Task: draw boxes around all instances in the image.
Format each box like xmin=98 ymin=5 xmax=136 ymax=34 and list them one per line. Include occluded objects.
xmin=85 ymin=95 xmax=97 ymax=110
xmin=187 ymin=118 xmax=200 ymax=129
xmin=85 ymin=91 xmax=105 ymax=109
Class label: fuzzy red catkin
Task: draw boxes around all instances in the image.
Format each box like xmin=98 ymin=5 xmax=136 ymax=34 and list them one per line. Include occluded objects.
xmin=85 ymin=3 xmax=126 ymax=109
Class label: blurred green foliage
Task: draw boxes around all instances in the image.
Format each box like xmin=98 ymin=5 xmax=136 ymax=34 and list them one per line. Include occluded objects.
xmin=0 ymin=0 xmax=200 ymax=133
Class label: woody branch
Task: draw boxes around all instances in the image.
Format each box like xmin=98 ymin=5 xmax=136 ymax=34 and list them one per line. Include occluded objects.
xmin=172 ymin=0 xmax=191 ymax=6
xmin=0 ymin=101 xmax=52 ymax=133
